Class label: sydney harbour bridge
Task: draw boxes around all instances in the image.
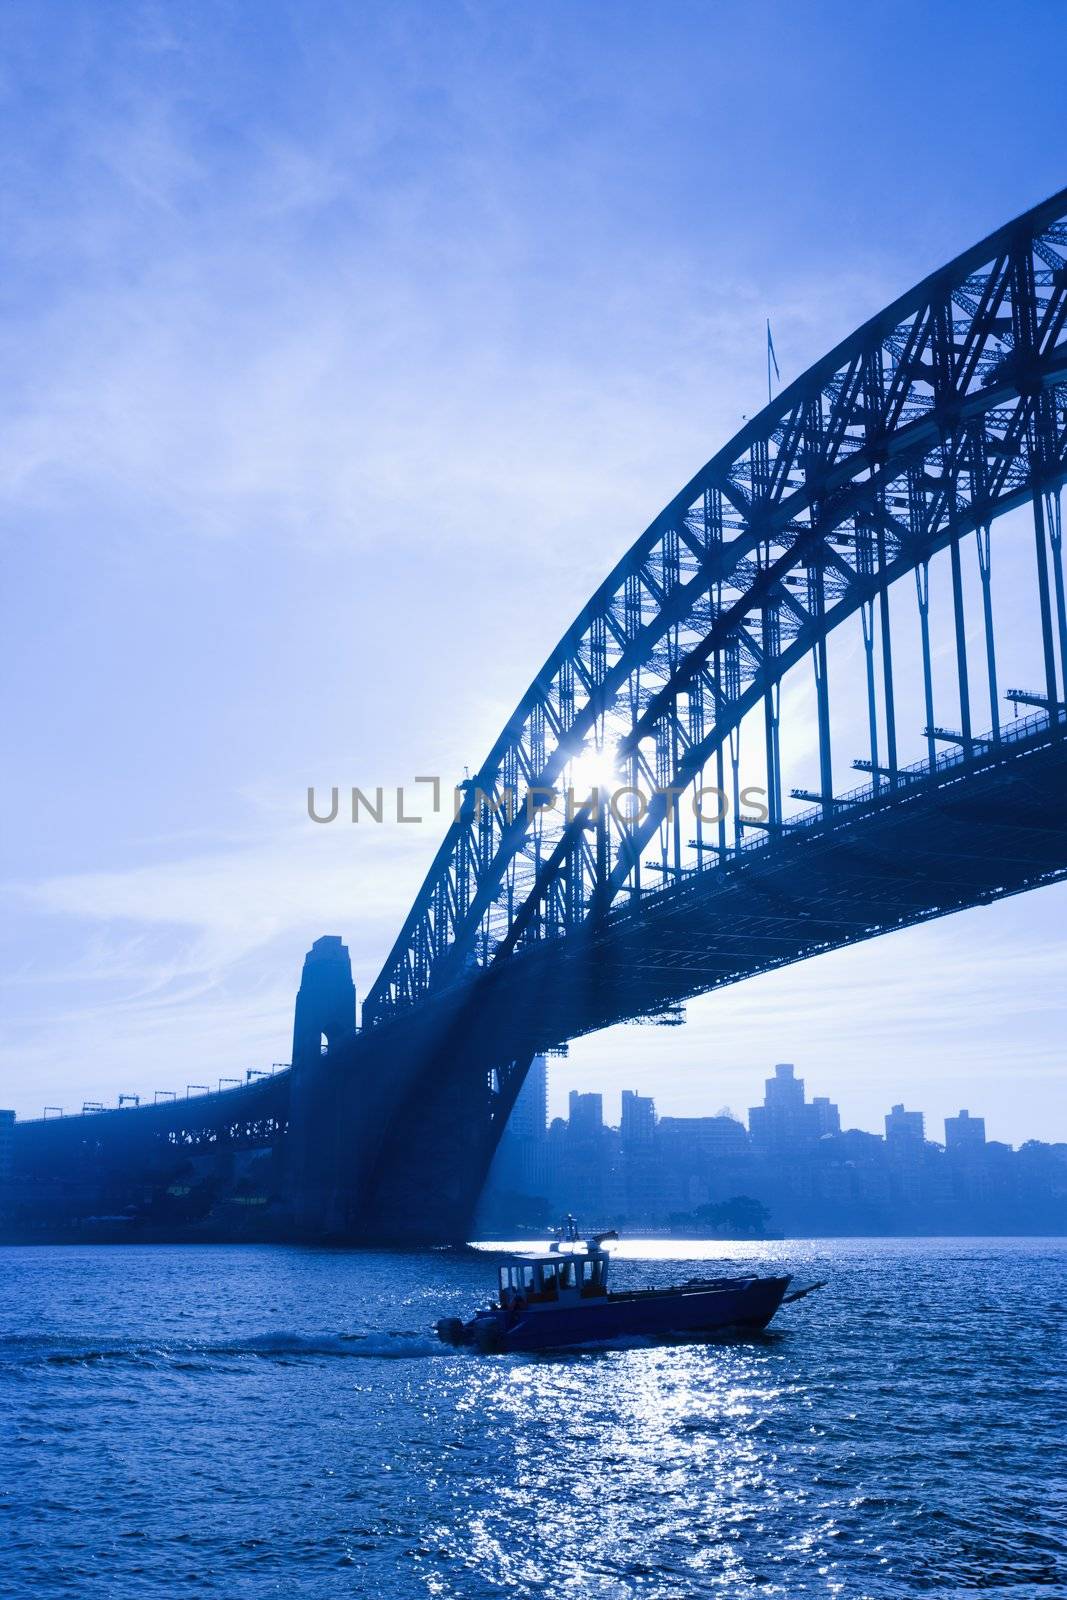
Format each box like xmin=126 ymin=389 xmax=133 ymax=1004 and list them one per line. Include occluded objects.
xmin=9 ymin=188 xmax=1067 ymax=1243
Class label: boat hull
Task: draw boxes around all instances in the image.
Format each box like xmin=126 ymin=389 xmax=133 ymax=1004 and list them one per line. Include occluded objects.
xmin=439 ymin=1275 xmax=792 ymax=1353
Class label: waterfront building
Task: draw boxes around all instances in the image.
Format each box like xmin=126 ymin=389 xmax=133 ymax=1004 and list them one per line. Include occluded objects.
xmin=811 ymin=1096 xmax=841 ymax=1136
xmin=619 ymin=1091 xmax=658 ymax=1219
xmin=509 ymin=1056 xmax=548 ymax=1142
xmin=652 ymin=1115 xmax=751 ymax=1215
xmin=748 ymin=1064 xmax=840 ymax=1152
xmin=885 ymin=1103 xmax=925 ymax=1146
xmin=657 ymin=1115 xmax=749 ymax=1159
xmin=478 ymin=1058 xmax=550 ymax=1227
xmin=945 ymin=1109 xmax=986 ymax=1153
xmin=568 ymin=1090 xmax=603 ymax=1137
xmin=557 ymin=1091 xmax=619 ymax=1218
xmin=620 ymin=1090 xmax=656 ymax=1147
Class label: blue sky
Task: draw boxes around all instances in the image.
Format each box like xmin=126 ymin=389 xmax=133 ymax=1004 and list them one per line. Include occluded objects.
xmin=2 ymin=0 xmax=1066 ymax=1142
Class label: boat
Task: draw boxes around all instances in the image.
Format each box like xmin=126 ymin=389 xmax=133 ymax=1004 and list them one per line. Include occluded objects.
xmin=436 ymin=1218 xmax=824 ymax=1353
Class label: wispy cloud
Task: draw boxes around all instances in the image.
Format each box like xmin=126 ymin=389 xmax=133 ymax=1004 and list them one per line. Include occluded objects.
xmin=0 ymin=809 xmax=445 ymax=1114
xmin=7 ymin=814 xmax=432 ymax=979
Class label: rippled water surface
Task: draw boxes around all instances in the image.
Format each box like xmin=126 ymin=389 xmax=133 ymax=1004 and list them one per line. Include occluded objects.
xmin=1 ymin=1238 xmax=1064 ymax=1598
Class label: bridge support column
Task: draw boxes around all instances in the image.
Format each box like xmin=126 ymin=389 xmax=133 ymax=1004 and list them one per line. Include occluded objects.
xmin=762 ymin=601 xmax=782 ymax=828
xmin=1032 ymin=489 xmax=1059 ymax=719
xmin=814 ymin=636 xmax=832 ymax=820
xmin=861 ymin=600 xmax=881 ymax=785
xmin=916 ymin=561 xmax=937 ymax=771
xmin=1046 ymin=488 xmax=1067 ymax=704
xmin=358 ymin=1017 xmax=541 ymax=1244
xmin=976 ymin=522 xmax=1000 ymax=742
xmin=876 ymin=520 xmax=899 ymax=784
xmin=729 ymin=726 xmax=741 ymax=851
xmin=716 ymin=719 xmax=727 ymax=858
xmin=810 ymin=556 xmax=833 ymax=818
xmin=763 ymin=681 xmax=781 ymax=828
xmin=949 ymin=531 xmax=973 ymax=755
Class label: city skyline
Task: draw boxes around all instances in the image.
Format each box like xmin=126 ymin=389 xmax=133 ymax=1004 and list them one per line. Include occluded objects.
xmin=481 ymin=1053 xmax=1065 ymax=1238
xmin=535 ymin=1057 xmax=1041 ymax=1153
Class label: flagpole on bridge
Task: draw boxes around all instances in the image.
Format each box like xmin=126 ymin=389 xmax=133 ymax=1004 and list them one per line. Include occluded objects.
xmin=766 ymin=318 xmax=780 ymax=406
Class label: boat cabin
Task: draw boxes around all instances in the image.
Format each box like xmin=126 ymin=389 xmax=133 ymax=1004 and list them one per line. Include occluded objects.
xmin=497 ymin=1241 xmax=612 ymax=1310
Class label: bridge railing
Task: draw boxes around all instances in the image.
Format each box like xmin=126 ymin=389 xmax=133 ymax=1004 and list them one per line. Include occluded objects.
xmin=16 ymin=1062 xmax=292 ymax=1126
xmin=776 ymin=705 xmax=1062 ymax=842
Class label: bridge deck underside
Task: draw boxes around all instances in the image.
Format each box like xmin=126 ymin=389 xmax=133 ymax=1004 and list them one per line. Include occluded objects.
xmin=461 ymin=730 xmax=1067 ymax=1057
xmin=11 ymin=1072 xmax=290 ymax=1179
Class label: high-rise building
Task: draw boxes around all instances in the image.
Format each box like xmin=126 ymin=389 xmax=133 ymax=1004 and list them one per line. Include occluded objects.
xmin=811 ymin=1096 xmax=841 ymax=1136
xmin=568 ymin=1090 xmax=603 ymax=1137
xmin=885 ymin=1103 xmax=925 ymax=1145
xmin=749 ymin=1064 xmax=839 ymax=1151
xmin=619 ymin=1091 xmax=658 ymax=1219
xmin=482 ymin=1058 xmax=551 ymax=1211
xmin=620 ymin=1090 xmax=656 ymax=1147
xmin=555 ymin=1092 xmax=618 ymax=1219
xmin=945 ymin=1109 xmax=986 ymax=1153
xmin=508 ymin=1056 xmax=548 ymax=1142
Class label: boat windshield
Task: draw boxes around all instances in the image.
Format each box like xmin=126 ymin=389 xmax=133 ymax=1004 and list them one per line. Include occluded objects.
xmin=499 ymin=1264 xmax=536 ymax=1295
xmin=498 ymin=1252 xmax=607 ymax=1302
xmin=581 ymin=1256 xmax=608 ymax=1293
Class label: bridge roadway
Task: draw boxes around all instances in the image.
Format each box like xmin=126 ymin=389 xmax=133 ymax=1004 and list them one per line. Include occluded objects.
xmin=11 ymin=709 xmax=1063 ymax=1243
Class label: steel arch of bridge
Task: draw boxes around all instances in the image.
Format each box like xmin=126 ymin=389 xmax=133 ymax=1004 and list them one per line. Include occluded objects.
xmin=363 ymin=188 xmax=1067 ymax=1029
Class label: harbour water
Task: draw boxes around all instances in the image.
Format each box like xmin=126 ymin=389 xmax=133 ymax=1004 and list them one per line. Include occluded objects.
xmin=2 ymin=1237 xmax=1064 ymax=1598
